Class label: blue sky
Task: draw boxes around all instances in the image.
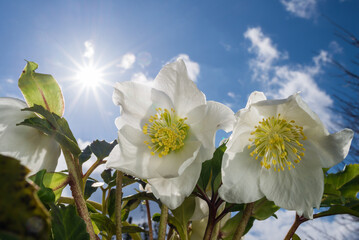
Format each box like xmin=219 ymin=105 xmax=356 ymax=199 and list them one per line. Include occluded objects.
xmin=1 ymin=0 xmax=358 ymax=239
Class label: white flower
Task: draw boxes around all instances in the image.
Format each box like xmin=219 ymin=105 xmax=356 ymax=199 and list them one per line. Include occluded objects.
xmin=0 ymin=98 xmax=61 ymax=173
xmin=107 ymin=59 xmax=234 ymax=209
xmin=219 ymin=92 xmax=353 ymax=219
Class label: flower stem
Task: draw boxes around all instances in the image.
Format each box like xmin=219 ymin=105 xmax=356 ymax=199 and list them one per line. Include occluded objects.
xmin=145 ymin=199 xmax=153 ymax=240
xmin=203 ymin=208 xmax=216 ymax=240
xmin=158 ymin=204 xmax=168 ymax=240
xmin=62 ymin=147 xmax=98 ymax=240
xmin=83 ymin=159 xmax=105 ymax=188
xmin=284 ymin=214 xmax=307 ymax=240
xmin=115 ymin=171 xmax=123 ymax=240
xmin=101 ymin=187 xmax=108 ymax=216
xmin=233 ymin=202 xmax=254 ymax=240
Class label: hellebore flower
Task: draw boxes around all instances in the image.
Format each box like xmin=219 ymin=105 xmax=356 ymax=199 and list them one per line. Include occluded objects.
xmin=107 ymin=59 xmax=234 ymax=209
xmin=219 ymin=92 xmax=353 ymax=219
xmin=0 ymin=98 xmax=61 ymax=173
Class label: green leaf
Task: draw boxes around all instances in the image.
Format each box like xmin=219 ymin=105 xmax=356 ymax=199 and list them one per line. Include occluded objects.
xmin=322 ymin=164 xmax=359 ymax=208
xmin=210 ymin=144 xmax=226 ymax=188
xmin=30 ymin=170 xmax=56 ymax=205
xmin=197 ymin=160 xmax=211 ymax=191
xmin=107 ymin=189 xmax=116 ymax=220
xmin=122 ymin=191 xmax=159 ymax=203
xmin=37 ymin=187 xmax=56 ymax=205
xmin=18 ymin=105 xmax=81 ymax=156
xmin=292 ymin=233 xmax=301 ymax=240
xmin=221 ymin=208 xmax=255 ymax=239
xmin=0 ymin=155 xmax=50 ymax=239
xmin=170 ymin=197 xmax=196 ymax=240
xmin=122 ymin=222 xmax=143 ymax=240
xmin=42 ymin=172 xmax=68 ymax=201
xmin=252 ymin=198 xmax=280 ymax=220
xmin=18 ymin=61 xmax=64 ymax=116
xmin=33 ymin=169 xmax=47 ymax=187
xmin=84 ymin=180 xmax=98 ymax=200
xmin=316 ymin=205 xmax=359 ymax=218
xmin=90 ymin=140 xmax=117 ymax=160
xmin=51 ymin=204 xmax=89 ymax=240
xmin=30 ymin=172 xmax=68 ymax=202
xmin=79 ymin=145 xmax=93 ymax=165
xmin=325 ymin=164 xmax=359 ymax=190
xmin=152 ymin=213 xmax=161 ymax=222
xmin=90 ymin=213 xmax=116 ymax=237
xmin=122 ymin=226 xmax=146 ymax=233
xmin=196 ymin=144 xmax=226 ymax=193
xmin=340 ymin=175 xmax=359 ymax=199
xmin=101 ymin=169 xmax=112 ymax=184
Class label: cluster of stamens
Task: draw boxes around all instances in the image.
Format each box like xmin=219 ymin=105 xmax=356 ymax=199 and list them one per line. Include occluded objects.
xmin=248 ymin=114 xmax=306 ymax=171
xmin=142 ymin=108 xmax=189 ymax=158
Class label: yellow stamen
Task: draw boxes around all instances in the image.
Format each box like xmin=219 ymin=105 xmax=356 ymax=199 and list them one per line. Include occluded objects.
xmin=248 ymin=114 xmax=306 ymax=171
xmin=142 ymin=108 xmax=189 ymax=157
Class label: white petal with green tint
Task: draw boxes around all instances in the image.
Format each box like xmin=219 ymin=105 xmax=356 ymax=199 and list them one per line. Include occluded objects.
xmin=0 ymin=98 xmax=60 ymax=173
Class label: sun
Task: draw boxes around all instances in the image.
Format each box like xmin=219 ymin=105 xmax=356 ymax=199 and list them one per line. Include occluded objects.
xmin=75 ymin=64 xmax=103 ymax=88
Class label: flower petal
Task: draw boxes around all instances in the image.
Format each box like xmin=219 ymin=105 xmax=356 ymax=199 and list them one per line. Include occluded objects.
xmin=244 ymin=91 xmax=267 ymax=109
xmin=188 ymin=101 xmax=235 ymax=162
xmin=252 ymin=93 xmax=327 ymax=134
xmin=113 ymin=81 xmax=173 ymax=129
xmin=106 ymin=125 xmax=162 ymax=179
xmin=148 ymin=160 xmax=202 ymax=209
xmin=106 ymin=124 xmax=201 ymax=179
xmin=157 ymin=140 xmax=201 ymax=177
xmin=309 ymin=128 xmax=354 ymax=168
xmin=0 ymin=98 xmax=60 ymax=173
xmin=259 ymin=143 xmax=324 ymax=219
xmin=153 ymin=59 xmax=206 ymax=116
xmin=219 ymin=148 xmax=264 ymax=204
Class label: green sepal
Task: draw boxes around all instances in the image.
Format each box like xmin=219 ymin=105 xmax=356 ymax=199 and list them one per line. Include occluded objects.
xmin=18 ymin=61 xmax=64 ymax=116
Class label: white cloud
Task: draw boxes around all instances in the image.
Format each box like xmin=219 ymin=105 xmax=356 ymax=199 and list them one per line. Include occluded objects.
xmin=173 ymin=54 xmax=200 ymax=82
xmin=83 ymin=41 xmax=94 ymax=59
xmin=244 ymin=27 xmax=283 ymax=81
xmin=245 ymin=27 xmax=337 ymax=130
xmin=227 ymin=92 xmax=236 ymax=99
xmin=246 ymin=210 xmax=358 ymax=240
xmin=280 ymin=0 xmax=317 ymax=19
xmin=220 ymin=42 xmax=232 ymax=52
xmin=329 ymin=41 xmax=343 ymax=54
xmin=131 ymin=72 xmax=153 ymax=85
xmin=117 ymin=53 xmax=136 ymax=70
xmin=6 ymin=78 xmax=14 ymax=84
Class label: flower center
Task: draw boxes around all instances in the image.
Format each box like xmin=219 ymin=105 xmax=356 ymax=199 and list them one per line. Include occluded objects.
xmin=248 ymin=114 xmax=306 ymax=171
xmin=142 ymin=108 xmax=189 ymax=158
